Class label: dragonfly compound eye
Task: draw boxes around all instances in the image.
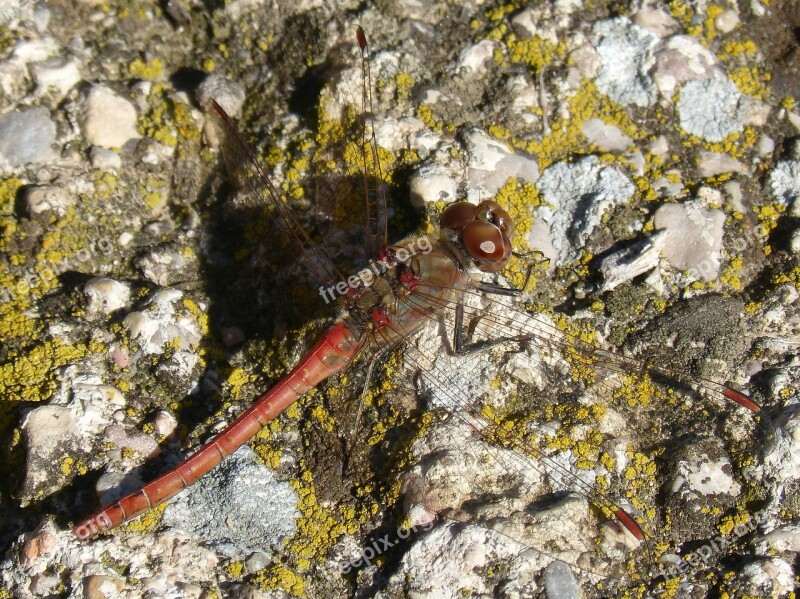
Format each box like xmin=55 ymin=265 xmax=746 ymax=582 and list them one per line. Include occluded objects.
xmin=440 ymin=201 xmax=477 ymax=232
xmin=475 ymin=200 xmax=514 ymax=243
xmin=463 ymin=220 xmax=511 ymax=272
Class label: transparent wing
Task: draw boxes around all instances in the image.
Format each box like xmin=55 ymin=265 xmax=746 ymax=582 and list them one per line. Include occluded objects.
xmin=207 ymin=100 xmax=346 ymax=291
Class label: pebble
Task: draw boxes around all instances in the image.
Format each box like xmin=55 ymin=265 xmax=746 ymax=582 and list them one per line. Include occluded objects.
xmin=409 ymin=165 xmax=458 ymax=208
xmin=161 ymin=445 xmax=299 ymax=559
xmin=95 ymin=471 xmax=140 ymax=505
xmin=29 ymin=57 xmax=81 ymax=100
xmin=648 ymin=135 xmax=669 ymax=156
xmin=373 ymin=114 xmax=428 ymax=155
xmin=598 ymin=231 xmax=667 ymax=292
xmin=758 ymin=134 xmax=775 ymax=157
xmin=652 ymin=35 xmax=721 ymax=101
xmin=631 ymin=0 xmax=679 ymax=37
xmin=737 ymin=559 xmax=795 ymax=597
xmin=89 ymin=146 xmax=121 ymax=170
xmin=103 ymin=424 xmax=160 ymax=459
xmin=715 ymin=9 xmax=740 ymax=33
xmin=581 ymin=118 xmax=633 ymax=151
xmin=32 ymin=5 xmax=50 ymax=32
xmin=509 ymin=7 xmax=540 ymax=37
xmin=195 ymin=72 xmax=245 ymax=121
xmin=123 ymin=289 xmax=203 ymax=356
xmin=463 ymin=128 xmax=539 ymax=201
xmin=669 ymin=438 xmax=742 ymax=500
xmin=0 ymin=1 xmax=23 ymax=25
xmin=22 ymin=185 xmax=74 ymax=220
xmin=760 ymin=524 xmax=800 ymax=553
xmin=63 ymin=375 xmax=128 ymax=440
xmin=118 ymin=231 xmax=134 ymax=246
xmin=789 ymin=110 xmax=800 ymax=134
xmin=534 ymin=155 xmax=635 ymax=265
xmin=697 ymin=150 xmax=748 ymax=177
xmin=83 ymin=575 xmax=125 ymax=599
xmin=722 ymin=180 xmax=746 ymax=213
xmin=21 ymin=523 xmax=57 ymax=568
xmin=20 ymin=405 xmax=80 ymax=502
xmin=0 ymin=106 xmax=56 ymax=166
xmin=81 ymin=85 xmax=140 ymax=148
xmin=791 ymin=229 xmax=800 ymax=254
xmin=137 ymin=247 xmax=187 ymax=286
xmin=543 ymin=560 xmax=581 ymax=599
xmin=454 ymin=39 xmax=496 ymax=75
xmin=244 ymin=551 xmax=271 ymax=573
xmin=593 ymin=18 xmax=658 ymax=107
xmin=29 ymin=574 xmax=60 ymax=597
xmin=83 ymin=277 xmax=131 ymax=316
xmin=387 ymin=523 xmax=526 ymax=597
xmin=153 ymin=409 xmax=177 ymax=436
xmin=653 ymin=200 xmax=725 ymax=280
xmin=677 ymin=78 xmax=748 ymax=142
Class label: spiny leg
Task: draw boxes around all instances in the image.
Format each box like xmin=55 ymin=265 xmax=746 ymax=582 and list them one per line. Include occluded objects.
xmin=453 ymin=264 xmax=534 ymax=356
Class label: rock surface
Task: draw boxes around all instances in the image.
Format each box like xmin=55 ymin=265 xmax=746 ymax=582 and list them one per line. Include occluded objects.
xmin=0 ymin=2 xmax=798 ymax=598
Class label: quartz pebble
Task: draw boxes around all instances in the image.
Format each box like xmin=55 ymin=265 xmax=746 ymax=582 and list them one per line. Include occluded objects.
xmin=409 ymin=165 xmax=458 ymax=208
xmin=653 ymin=200 xmax=725 ymax=280
xmin=463 ymin=128 xmax=539 ymax=200
xmin=544 ymin=560 xmax=581 ymax=599
xmin=89 ymin=146 xmax=121 ymax=170
xmin=29 ymin=57 xmax=80 ymax=99
xmin=81 ymin=85 xmax=140 ymax=148
xmin=84 ymin=277 xmax=131 ymax=316
xmin=581 ymin=117 xmax=633 ymax=151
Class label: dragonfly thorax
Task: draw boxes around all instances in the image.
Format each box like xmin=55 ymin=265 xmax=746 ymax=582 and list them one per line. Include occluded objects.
xmin=335 ymin=234 xmax=468 ymax=346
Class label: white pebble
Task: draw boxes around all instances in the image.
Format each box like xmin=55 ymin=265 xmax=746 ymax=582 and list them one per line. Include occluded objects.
xmin=81 ymin=85 xmax=140 ymax=148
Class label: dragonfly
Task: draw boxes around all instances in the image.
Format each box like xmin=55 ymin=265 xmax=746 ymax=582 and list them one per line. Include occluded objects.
xmin=71 ymin=26 xmax=761 ymax=595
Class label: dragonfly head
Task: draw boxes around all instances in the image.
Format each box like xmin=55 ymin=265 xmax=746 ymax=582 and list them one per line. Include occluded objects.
xmin=440 ymin=200 xmax=514 ymax=272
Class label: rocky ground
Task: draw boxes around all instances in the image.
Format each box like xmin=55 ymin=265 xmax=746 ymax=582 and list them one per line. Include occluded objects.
xmin=0 ymin=0 xmax=799 ymax=598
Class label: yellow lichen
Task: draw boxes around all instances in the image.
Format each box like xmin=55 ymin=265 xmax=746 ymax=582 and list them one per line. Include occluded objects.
xmin=129 ymin=58 xmax=165 ymax=81
xmin=119 ymin=502 xmax=168 ymax=535
xmin=226 ymin=561 xmax=244 ymax=578
xmin=226 ymin=368 xmax=253 ymax=400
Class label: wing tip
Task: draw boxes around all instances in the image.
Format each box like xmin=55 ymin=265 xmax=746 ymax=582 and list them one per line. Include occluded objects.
xmin=723 ymin=387 xmax=761 ymax=412
xmin=209 ymin=98 xmax=229 ymax=121
xmin=614 ymin=508 xmax=646 ymax=541
xmin=356 ymin=25 xmax=367 ymax=51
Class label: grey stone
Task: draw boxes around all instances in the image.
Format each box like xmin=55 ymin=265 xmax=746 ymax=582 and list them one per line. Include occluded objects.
xmin=0 ymin=107 xmax=56 ymax=166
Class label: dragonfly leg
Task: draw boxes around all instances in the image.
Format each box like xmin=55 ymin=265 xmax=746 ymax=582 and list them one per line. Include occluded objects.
xmin=451 ymin=264 xmax=537 ymax=357
xmin=475 ymin=261 xmax=535 ymax=297
xmin=452 ymin=299 xmax=528 ymax=357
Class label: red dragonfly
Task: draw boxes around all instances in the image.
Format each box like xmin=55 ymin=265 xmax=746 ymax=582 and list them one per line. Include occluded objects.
xmin=71 ymin=26 xmax=760 ymax=593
